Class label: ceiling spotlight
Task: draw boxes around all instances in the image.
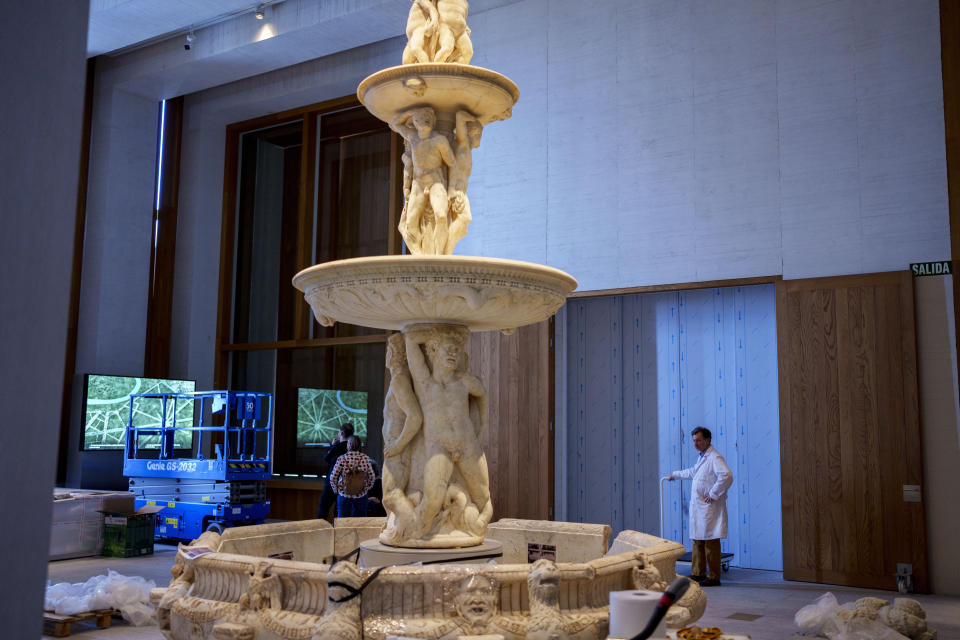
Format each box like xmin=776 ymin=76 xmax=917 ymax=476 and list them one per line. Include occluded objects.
xmin=255 ymin=4 xmax=266 ymax=19
xmin=184 ymin=31 xmax=195 ymax=50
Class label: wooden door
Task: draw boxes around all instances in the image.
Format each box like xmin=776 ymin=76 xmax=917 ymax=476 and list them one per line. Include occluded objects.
xmin=466 ymin=320 xmax=554 ymax=522
xmin=777 ymin=272 xmax=928 ymax=591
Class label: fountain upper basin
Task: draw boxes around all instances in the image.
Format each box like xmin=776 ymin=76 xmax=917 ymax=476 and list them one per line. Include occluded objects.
xmin=292 ymin=255 xmax=577 ymax=332
xmin=358 ymin=63 xmax=519 ymax=125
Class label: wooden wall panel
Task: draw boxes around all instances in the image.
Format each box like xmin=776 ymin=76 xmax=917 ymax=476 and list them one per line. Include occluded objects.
xmin=267 ymin=481 xmax=324 ymax=521
xmin=57 ymin=58 xmax=96 ymax=483
xmin=777 ymin=272 xmax=927 ymax=591
xmin=466 ymin=320 xmax=552 ymax=522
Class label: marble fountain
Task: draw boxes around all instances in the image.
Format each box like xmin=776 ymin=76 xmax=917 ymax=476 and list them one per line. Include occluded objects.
xmin=151 ymin=1 xmax=706 ymax=638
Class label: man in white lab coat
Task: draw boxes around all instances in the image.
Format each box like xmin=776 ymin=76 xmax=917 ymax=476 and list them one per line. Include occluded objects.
xmin=667 ymin=426 xmax=733 ymax=587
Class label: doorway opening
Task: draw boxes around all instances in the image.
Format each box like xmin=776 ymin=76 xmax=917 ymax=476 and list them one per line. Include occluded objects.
xmin=560 ymin=283 xmax=782 ymax=571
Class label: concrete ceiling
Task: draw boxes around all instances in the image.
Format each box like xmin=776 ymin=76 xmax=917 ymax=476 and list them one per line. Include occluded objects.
xmin=88 ymin=0 xmax=265 ymax=57
xmin=89 ymin=0 xmax=522 ymax=100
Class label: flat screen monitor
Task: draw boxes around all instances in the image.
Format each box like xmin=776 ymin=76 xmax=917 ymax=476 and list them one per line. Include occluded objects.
xmin=82 ymin=374 xmax=196 ymax=451
xmin=297 ymin=388 xmax=368 ymax=447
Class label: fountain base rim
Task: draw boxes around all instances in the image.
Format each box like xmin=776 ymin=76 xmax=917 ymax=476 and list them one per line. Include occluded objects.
xmin=359 ymin=538 xmax=503 ymax=568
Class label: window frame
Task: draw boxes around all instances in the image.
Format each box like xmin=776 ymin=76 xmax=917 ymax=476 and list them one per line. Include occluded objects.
xmin=213 ymin=96 xmax=403 ymax=477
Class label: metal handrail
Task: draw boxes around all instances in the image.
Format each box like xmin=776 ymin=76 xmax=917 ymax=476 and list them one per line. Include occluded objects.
xmin=126 ymin=390 xmax=272 ymax=463
xmin=659 ymin=475 xmax=670 ymax=539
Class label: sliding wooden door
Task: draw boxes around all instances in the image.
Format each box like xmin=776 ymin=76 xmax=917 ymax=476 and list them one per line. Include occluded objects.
xmin=777 ymin=271 xmax=927 ymax=591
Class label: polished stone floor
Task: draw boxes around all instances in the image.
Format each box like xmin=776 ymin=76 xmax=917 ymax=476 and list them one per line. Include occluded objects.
xmin=676 ymin=564 xmax=960 ymax=640
xmin=45 ymin=551 xmax=960 ymax=640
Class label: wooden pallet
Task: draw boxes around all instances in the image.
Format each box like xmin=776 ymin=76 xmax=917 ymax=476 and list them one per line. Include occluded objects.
xmin=43 ymin=609 xmax=118 ymax=637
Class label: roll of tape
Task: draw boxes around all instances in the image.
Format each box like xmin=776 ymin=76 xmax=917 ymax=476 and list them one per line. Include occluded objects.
xmin=609 ymin=589 xmax=667 ymax=639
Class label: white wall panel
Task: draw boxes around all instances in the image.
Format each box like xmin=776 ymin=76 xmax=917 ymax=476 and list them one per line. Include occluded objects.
xmin=689 ymin=1 xmax=782 ymax=282
xmin=78 ymin=87 xmax=158 ymax=376
xmin=68 ymin=86 xmax=160 ymax=488
xmin=170 ymin=116 xmax=226 ymax=391
xmin=459 ymin=0 xmax=549 ymax=262
xmin=474 ymin=0 xmax=946 ymax=288
xmin=616 ymin=1 xmax=698 ymax=287
xmin=655 ymin=297 xmax=684 ymax=543
xmin=853 ymin=0 xmax=947 ymax=274
xmin=546 ymin=0 xmax=621 ymax=289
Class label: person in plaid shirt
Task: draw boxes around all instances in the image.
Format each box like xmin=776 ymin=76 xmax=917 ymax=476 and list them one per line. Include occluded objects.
xmin=329 ymin=436 xmax=376 ymax=517
xmin=317 ymin=423 xmax=353 ymax=521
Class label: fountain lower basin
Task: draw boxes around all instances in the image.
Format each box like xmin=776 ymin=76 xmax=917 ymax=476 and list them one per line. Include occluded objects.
xmin=151 ymin=518 xmax=707 ymax=640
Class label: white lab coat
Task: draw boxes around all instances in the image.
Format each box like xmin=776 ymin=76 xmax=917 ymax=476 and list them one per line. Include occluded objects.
xmin=673 ymin=445 xmax=734 ymax=540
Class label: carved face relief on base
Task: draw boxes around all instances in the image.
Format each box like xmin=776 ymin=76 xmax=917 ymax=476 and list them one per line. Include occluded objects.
xmin=454 ymin=573 xmax=498 ymax=632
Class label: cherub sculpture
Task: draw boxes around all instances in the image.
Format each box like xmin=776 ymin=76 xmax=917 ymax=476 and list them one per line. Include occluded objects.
xmin=401 ymin=0 xmax=473 ymax=65
xmin=379 ymin=334 xmax=423 ymax=545
xmin=444 ymin=110 xmax=482 ymax=254
xmin=402 ymin=0 xmax=439 ymax=64
xmin=436 ymin=0 xmax=473 ymax=64
xmin=391 ymin=107 xmax=454 ymax=255
xmin=405 ymin=325 xmax=492 ymax=539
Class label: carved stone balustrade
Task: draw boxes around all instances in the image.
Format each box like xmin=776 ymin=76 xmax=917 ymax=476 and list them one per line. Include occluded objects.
xmin=152 ymin=523 xmax=704 ymax=640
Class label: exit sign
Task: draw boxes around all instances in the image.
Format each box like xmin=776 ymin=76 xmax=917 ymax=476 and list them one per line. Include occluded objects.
xmin=910 ymin=261 xmax=952 ymax=276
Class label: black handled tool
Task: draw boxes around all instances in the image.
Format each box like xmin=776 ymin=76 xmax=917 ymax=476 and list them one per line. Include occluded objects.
xmin=627 ymin=576 xmax=691 ymax=640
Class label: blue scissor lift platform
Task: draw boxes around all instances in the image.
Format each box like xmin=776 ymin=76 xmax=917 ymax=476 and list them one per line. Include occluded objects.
xmin=122 ymin=390 xmax=273 ymax=541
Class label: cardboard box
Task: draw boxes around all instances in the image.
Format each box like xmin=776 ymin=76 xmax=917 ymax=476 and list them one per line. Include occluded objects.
xmin=49 ymin=490 xmax=135 ymax=560
xmin=100 ymin=504 xmax=163 ymax=557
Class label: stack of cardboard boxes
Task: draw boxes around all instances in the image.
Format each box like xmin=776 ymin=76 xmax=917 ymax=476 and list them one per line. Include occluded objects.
xmin=49 ymin=489 xmax=149 ymax=559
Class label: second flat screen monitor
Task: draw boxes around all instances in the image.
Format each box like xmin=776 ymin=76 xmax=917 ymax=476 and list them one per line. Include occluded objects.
xmin=297 ymin=388 xmax=368 ymax=447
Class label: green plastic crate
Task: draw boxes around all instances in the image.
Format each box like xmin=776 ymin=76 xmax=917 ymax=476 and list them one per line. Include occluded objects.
xmin=101 ymin=507 xmax=160 ymax=557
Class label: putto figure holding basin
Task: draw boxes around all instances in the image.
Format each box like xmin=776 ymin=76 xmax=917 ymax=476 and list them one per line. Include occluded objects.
xmin=380 ymin=325 xmax=492 ymax=547
xmin=391 ymin=107 xmax=454 ymax=255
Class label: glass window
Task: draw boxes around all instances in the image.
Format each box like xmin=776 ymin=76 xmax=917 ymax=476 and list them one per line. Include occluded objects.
xmin=311 ymin=111 xmax=393 ymax=340
xmin=221 ymin=102 xmax=399 ymax=477
xmin=229 ymin=343 xmax=385 ymax=477
xmin=232 ymin=121 xmax=303 ymax=344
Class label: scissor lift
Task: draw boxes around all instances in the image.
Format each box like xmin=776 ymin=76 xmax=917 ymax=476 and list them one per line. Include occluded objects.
xmin=122 ymin=390 xmax=273 ymax=541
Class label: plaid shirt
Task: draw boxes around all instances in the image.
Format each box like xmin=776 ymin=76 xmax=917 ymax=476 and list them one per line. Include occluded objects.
xmin=329 ymin=451 xmax=376 ymax=498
